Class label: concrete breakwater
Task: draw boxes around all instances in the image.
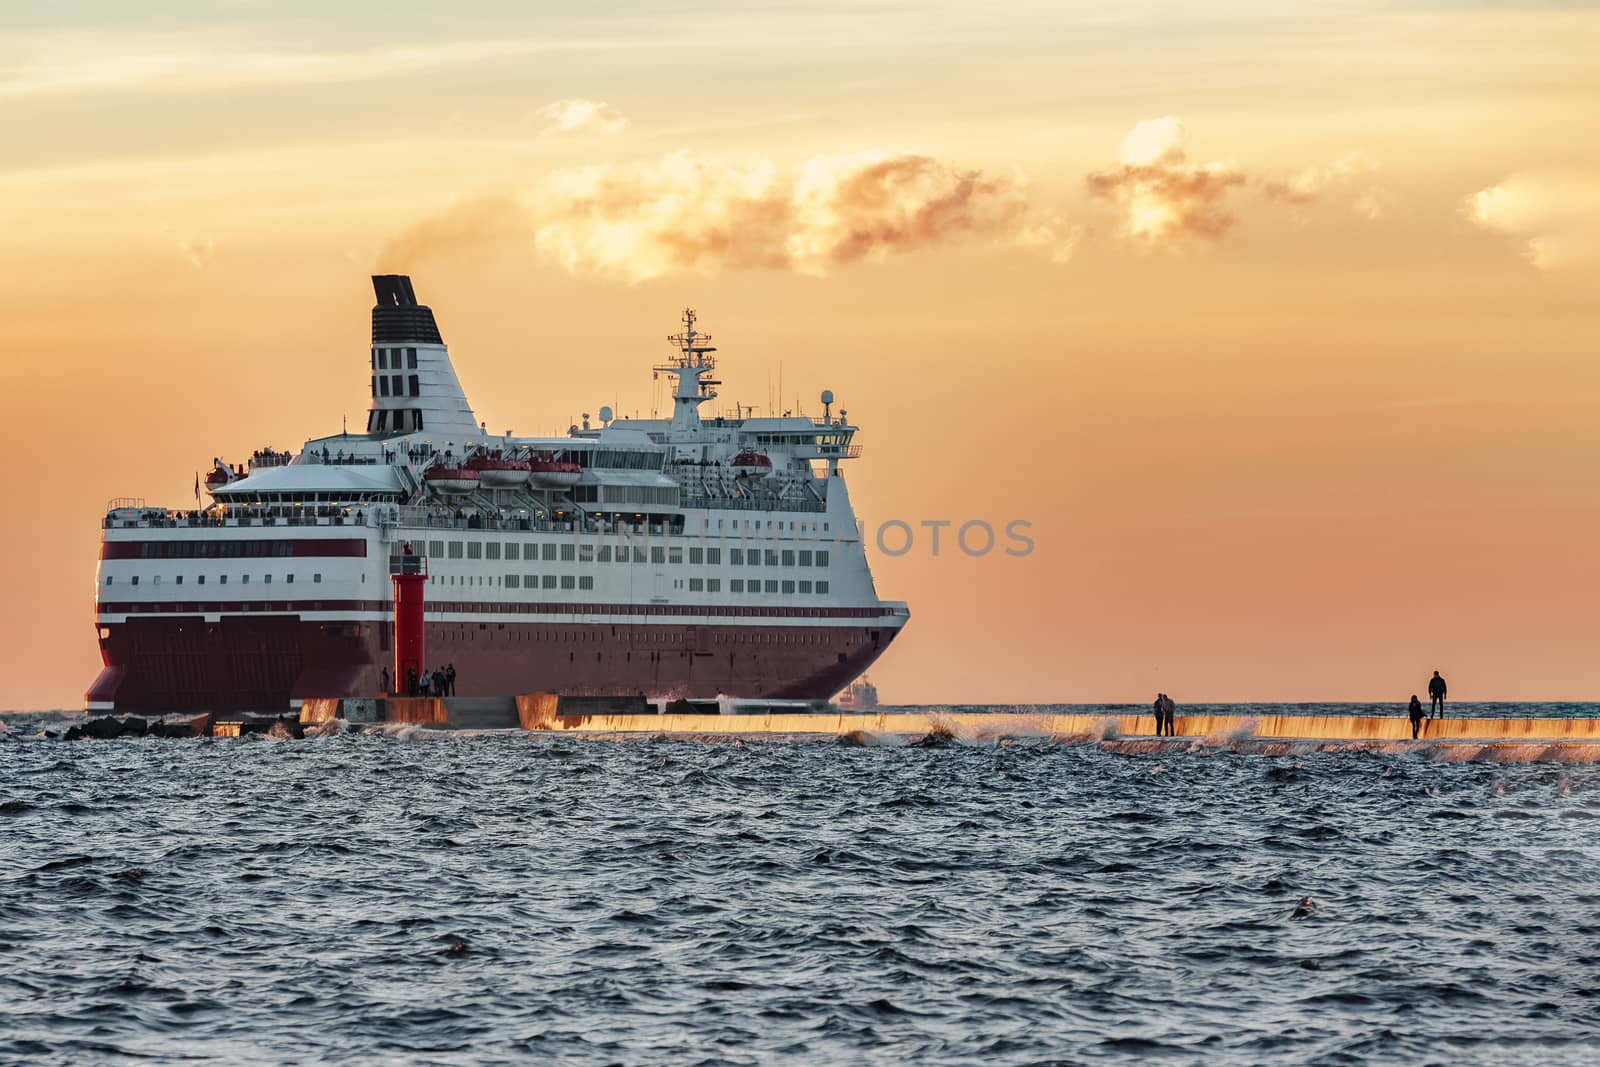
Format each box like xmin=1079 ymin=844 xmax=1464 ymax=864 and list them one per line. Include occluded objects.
xmin=509 ymin=705 xmax=1600 ymax=743
xmin=300 ymin=697 xmax=1600 ymax=748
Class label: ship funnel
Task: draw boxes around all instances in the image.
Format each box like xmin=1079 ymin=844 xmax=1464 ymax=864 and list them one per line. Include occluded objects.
xmin=364 ymin=275 xmax=479 ymax=439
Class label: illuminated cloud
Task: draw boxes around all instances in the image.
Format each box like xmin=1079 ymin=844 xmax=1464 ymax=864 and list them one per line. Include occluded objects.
xmin=383 ymin=151 xmax=1077 ymax=280
xmin=536 ymin=99 xmax=629 ymax=134
xmin=1090 ymin=121 xmax=1384 ymax=242
xmin=1086 ymin=117 xmax=1247 ymax=241
xmin=1463 ymin=173 xmax=1599 ymax=271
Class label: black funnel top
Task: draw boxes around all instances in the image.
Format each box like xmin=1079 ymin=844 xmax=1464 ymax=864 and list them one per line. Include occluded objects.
xmin=371 ymin=275 xmax=442 ymax=344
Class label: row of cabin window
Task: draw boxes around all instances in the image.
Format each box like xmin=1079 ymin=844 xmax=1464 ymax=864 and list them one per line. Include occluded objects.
xmin=501 ymin=575 xmax=597 ymax=590
xmin=725 ymin=579 xmax=829 ymax=595
xmin=107 ymin=573 xmax=323 ymax=586
xmin=715 ymin=518 xmax=830 ymax=534
xmin=372 ymin=374 xmax=420 ymax=398
xmin=426 ymin=540 xmax=828 ymax=567
xmin=374 ymin=348 xmax=419 ymax=370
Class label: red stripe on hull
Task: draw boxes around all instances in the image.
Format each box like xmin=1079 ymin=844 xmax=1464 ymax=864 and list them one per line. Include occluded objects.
xmin=86 ymin=616 xmax=900 ymax=713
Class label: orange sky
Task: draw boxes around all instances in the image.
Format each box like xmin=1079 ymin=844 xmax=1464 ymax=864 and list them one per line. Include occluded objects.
xmin=3 ymin=2 xmax=1599 ymax=709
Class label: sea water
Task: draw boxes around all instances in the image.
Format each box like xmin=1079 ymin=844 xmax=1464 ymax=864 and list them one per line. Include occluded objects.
xmin=3 ymin=705 xmax=1599 ymax=1064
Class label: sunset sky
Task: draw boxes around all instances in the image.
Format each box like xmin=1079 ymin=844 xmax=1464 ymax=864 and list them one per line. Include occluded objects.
xmin=3 ymin=1 xmax=1599 ymax=709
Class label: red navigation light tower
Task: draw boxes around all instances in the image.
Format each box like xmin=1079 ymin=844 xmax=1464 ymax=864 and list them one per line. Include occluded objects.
xmin=390 ymin=543 xmax=428 ymax=694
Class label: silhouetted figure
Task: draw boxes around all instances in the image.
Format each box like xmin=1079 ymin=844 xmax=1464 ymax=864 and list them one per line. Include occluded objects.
xmin=1152 ymin=693 xmax=1164 ymax=736
xmin=446 ymin=663 xmax=457 ymax=697
xmin=380 ymin=666 xmax=390 ymax=695
xmin=1408 ymin=694 xmax=1425 ymax=739
xmin=419 ymin=670 xmax=432 ymax=697
xmin=1428 ymin=671 xmax=1448 ymax=718
xmin=433 ymin=668 xmax=446 ymax=698
xmin=1162 ymin=694 xmax=1178 ymax=736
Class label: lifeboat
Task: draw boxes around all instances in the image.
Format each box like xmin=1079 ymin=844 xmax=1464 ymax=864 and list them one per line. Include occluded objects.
xmin=466 ymin=451 xmax=531 ymax=488
xmin=528 ymin=457 xmax=581 ymax=489
xmin=424 ymin=465 xmax=479 ymax=495
xmin=204 ymin=465 xmax=232 ymax=494
xmin=731 ymin=449 xmax=773 ymax=476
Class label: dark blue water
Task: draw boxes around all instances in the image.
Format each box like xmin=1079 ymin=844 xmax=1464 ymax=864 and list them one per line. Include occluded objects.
xmin=4 ymin=714 xmax=1600 ymax=1064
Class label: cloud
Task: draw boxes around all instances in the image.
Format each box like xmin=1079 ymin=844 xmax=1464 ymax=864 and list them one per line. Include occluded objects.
xmin=1089 ymin=120 xmax=1385 ymax=242
xmin=1463 ymin=172 xmax=1599 ymax=271
xmin=382 ymin=151 xmax=1077 ymax=281
xmin=0 ymin=32 xmax=600 ymax=101
xmin=178 ymin=239 xmax=214 ymax=270
xmin=536 ymin=99 xmax=629 ymax=134
xmin=1086 ymin=117 xmax=1248 ymax=241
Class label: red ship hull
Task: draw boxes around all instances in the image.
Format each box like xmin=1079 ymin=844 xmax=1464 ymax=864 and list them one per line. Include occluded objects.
xmin=86 ymin=615 xmax=898 ymax=714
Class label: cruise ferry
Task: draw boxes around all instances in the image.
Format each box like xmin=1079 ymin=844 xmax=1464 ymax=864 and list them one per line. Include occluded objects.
xmin=88 ymin=276 xmax=909 ymax=713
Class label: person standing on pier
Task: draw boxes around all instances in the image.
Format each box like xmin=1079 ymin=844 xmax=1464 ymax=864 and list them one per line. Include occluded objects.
xmin=1428 ymin=671 xmax=1448 ymax=719
xmin=1152 ymin=694 xmax=1164 ymax=736
xmin=1162 ymin=693 xmax=1178 ymax=737
xmin=1408 ymin=694 xmax=1425 ymax=739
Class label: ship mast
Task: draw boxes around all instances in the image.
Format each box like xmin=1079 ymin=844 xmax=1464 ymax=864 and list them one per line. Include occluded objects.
xmin=658 ymin=308 xmax=720 ymax=434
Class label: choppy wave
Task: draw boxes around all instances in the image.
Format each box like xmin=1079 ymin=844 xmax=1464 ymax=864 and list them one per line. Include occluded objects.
xmin=3 ymin=724 xmax=1600 ymax=1063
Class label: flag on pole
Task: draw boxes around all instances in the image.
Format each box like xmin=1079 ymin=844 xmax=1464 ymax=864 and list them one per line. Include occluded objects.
xmin=194 ymin=472 xmax=200 ymax=505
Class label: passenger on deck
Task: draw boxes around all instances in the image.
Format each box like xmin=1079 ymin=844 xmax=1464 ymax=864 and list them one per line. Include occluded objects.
xmin=418 ymin=670 xmax=431 ymax=697
xmin=433 ymin=668 xmax=446 ymax=697
xmin=1408 ymin=694 xmax=1425 ymax=739
xmin=1428 ymin=671 xmax=1448 ymax=718
xmin=446 ymin=663 xmax=457 ymax=697
xmin=381 ymin=666 xmax=391 ymax=695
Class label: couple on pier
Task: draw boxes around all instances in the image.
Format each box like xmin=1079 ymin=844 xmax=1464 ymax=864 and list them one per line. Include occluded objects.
xmin=1151 ymin=693 xmax=1178 ymax=737
xmin=1406 ymin=671 xmax=1448 ymax=738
